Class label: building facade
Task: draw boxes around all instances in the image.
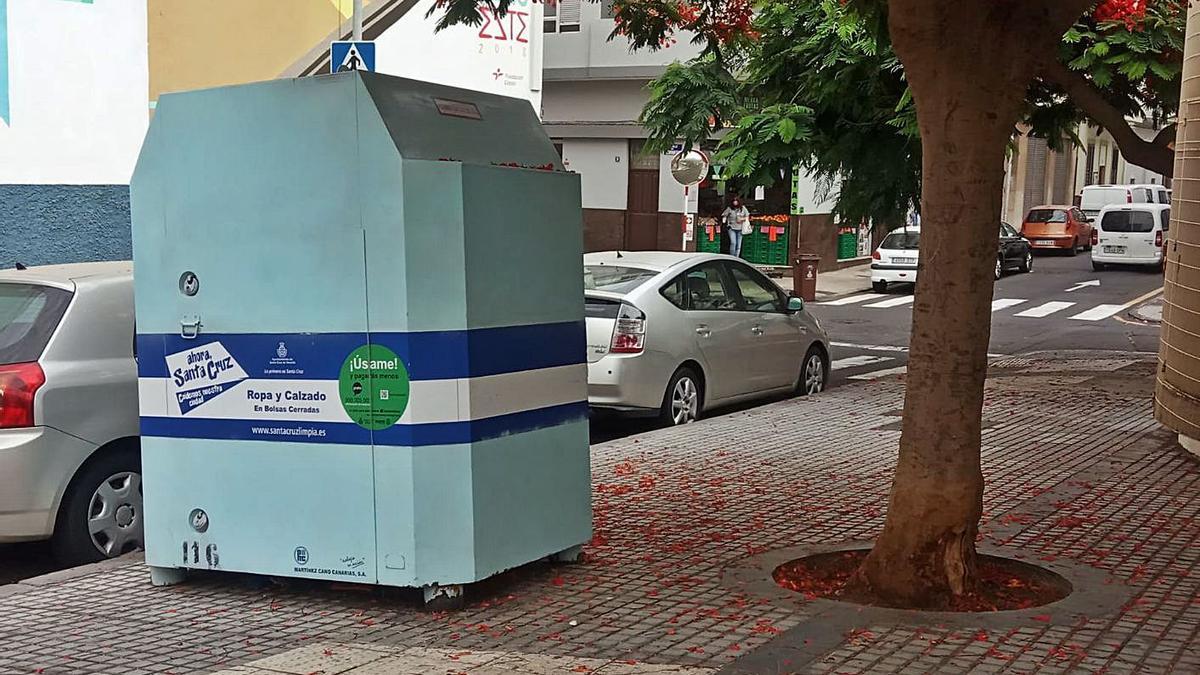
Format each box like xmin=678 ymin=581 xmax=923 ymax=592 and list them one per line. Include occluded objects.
xmin=2 ymin=0 xmax=543 ymax=268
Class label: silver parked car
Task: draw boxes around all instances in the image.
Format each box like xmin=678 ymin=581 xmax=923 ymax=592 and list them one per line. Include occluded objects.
xmin=584 ymin=251 xmax=830 ymax=425
xmin=0 ymin=262 xmax=140 ymax=564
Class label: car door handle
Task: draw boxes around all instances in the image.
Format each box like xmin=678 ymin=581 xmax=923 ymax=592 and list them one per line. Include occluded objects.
xmin=695 ymin=325 xmax=711 ymax=337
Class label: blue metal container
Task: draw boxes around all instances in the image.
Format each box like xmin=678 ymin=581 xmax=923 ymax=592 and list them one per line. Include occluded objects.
xmin=131 ymin=72 xmax=590 ymax=601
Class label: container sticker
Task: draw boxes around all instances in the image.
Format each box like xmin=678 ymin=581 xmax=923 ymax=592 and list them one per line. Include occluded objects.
xmin=339 ymin=345 xmax=410 ymax=430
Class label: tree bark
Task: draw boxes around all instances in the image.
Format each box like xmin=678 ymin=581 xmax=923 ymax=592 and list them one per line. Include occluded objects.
xmin=849 ymin=0 xmax=1093 ymax=609
xmin=1041 ymin=59 xmax=1176 ymax=178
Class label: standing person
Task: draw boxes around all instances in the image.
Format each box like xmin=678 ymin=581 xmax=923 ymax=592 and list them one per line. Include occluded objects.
xmin=722 ymin=197 xmax=751 ymax=258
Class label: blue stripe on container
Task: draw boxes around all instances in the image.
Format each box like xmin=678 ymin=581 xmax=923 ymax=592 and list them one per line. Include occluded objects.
xmin=139 ymin=401 xmax=588 ymax=447
xmin=136 ymin=323 xmax=585 ymax=381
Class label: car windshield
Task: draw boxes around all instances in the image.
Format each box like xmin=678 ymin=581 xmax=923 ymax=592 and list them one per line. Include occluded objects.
xmin=0 ymin=283 xmax=72 ymax=364
xmin=1100 ymin=210 xmax=1156 ymax=233
xmin=880 ymin=232 xmax=920 ymax=250
xmin=1026 ymin=209 xmax=1067 ymax=223
xmin=583 ymin=265 xmax=658 ymax=294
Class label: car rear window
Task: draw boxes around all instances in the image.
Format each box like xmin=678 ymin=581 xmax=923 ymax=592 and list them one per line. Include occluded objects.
xmin=0 ymin=283 xmax=72 ymax=364
xmin=880 ymin=232 xmax=920 ymax=250
xmin=584 ymin=296 xmax=622 ymax=319
xmin=583 ymin=265 xmax=657 ymax=294
xmin=1100 ymin=210 xmax=1156 ymax=233
xmin=1026 ymin=209 xmax=1068 ymax=223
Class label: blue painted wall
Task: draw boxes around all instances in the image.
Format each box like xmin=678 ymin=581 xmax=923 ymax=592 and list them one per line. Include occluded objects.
xmin=0 ymin=185 xmax=132 ymax=268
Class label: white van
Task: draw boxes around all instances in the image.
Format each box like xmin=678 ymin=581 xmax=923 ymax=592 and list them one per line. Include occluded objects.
xmin=1079 ymin=185 xmax=1153 ymax=220
xmin=1091 ymin=203 xmax=1169 ymax=272
xmin=1130 ymin=183 xmax=1171 ymax=205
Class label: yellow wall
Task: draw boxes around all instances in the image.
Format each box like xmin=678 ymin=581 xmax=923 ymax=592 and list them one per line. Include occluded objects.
xmin=149 ymin=0 xmax=377 ymax=101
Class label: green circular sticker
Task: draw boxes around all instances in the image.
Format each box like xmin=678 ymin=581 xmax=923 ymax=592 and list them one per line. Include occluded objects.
xmin=339 ymin=345 xmax=410 ymax=430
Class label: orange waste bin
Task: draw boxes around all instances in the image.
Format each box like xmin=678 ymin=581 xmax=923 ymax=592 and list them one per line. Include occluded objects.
xmin=793 ymin=254 xmax=820 ymax=302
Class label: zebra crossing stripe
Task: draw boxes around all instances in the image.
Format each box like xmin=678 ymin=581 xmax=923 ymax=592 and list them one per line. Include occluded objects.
xmin=831 ymin=355 xmax=893 ymax=371
xmin=864 ymin=295 xmax=915 ymax=308
xmin=991 ymin=299 xmax=1027 ymax=312
xmin=819 ymin=293 xmax=877 ymax=306
xmin=1069 ymin=304 xmax=1125 ymax=321
xmin=1015 ymin=301 xmax=1075 ymax=318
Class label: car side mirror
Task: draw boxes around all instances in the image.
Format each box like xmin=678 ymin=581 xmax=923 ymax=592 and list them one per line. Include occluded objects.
xmin=787 ymin=296 xmax=804 ymax=313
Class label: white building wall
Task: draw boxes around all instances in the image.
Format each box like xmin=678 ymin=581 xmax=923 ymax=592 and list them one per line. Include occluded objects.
xmin=0 ymin=0 xmax=148 ymax=184
xmin=561 ymin=139 xmax=627 ymax=210
xmin=542 ymin=2 xmax=701 ymax=71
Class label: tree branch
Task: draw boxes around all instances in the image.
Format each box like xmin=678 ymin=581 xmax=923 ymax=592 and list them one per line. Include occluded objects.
xmin=1041 ymin=59 xmax=1175 ymax=178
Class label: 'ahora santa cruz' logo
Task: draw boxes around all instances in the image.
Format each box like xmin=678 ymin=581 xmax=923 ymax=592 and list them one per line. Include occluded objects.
xmin=165 ymin=342 xmax=249 ymax=413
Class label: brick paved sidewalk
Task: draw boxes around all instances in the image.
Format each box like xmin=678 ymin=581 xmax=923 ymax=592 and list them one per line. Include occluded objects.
xmin=0 ymin=352 xmax=1196 ymax=675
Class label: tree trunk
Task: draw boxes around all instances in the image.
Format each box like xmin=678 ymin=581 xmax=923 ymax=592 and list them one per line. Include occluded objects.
xmin=850 ymin=0 xmax=1093 ymax=609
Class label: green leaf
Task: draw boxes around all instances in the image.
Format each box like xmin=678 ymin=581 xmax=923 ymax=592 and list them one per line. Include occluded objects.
xmin=1091 ymin=41 xmax=1110 ymax=58
xmin=777 ymin=118 xmax=798 ymax=143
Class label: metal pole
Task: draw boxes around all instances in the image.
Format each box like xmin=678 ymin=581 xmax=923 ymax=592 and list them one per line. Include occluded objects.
xmin=352 ymin=0 xmax=363 ymax=40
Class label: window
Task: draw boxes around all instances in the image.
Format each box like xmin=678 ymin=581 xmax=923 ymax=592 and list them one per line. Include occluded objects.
xmin=727 ymin=264 xmax=784 ymax=313
xmin=1026 ymin=209 xmax=1068 ymax=224
xmin=660 ymin=276 xmax=688 ymax=310
xmin=0 ymin=283 xmax=72 ymax=364
xmin=583 ymin=265 xmax=657 ymax=294
xmin=544 ymin=0 xmax=581 ymax=33
xmin=1158 ymin=189 xmax=1170 ymax=205
xmin=1162 ymin=209 xmax=1170 ymax=231
xmin=682 ymin=263 xmax=737 ymax=311
xmin=1100 ymin=210 xmax=1156 ymax=233
xmin=1072 ymin=208 xmax=1088 ymax=222
xmin=880 ymin=232 xmax=921 ymax=250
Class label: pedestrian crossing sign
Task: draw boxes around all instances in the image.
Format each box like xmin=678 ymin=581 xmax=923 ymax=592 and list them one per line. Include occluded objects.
xmin=331 ymin=41 xmax=376 ymax=74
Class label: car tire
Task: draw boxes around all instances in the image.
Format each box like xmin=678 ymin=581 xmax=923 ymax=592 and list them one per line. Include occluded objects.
xmin=660 ymin=367 xmax=702 ymax=426
xmin=994 ymin=257 xmax=1003 ymax=281
xmin=797 ymin=346 xmax=829 ymax=396
xmin=1069 ymin=238 xmax=1079 ymax=256
xmin=51 ymin=445 xmax=144 ymax=566
xmin=1092 ymin=260 xmax=1106 ymax=272
xmin=872 ymin=281 xmax=888 ymax=293
xmin=1019 ymin=251 xmax=1033 ymax=273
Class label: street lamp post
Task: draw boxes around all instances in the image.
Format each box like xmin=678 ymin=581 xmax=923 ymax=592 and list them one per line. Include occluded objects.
xmin=352 ymin=0 xmax=363 ymax=41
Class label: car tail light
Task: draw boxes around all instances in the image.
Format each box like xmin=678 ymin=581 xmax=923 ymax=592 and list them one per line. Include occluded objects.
xmin=0 ymin=362 xmax=46 ymax=429
xmin=610 ymin=303 xmax=646 ymax=354
xmin=1156 ymin=231 xmax=1164 ymax=248
xmin=1091 ymin=228 xmax=1099 ymax=246
xmin=871 ymin=250 xmax=881 ymax=260
xmin=1127 ymin=192 xmax=1133 ymax=203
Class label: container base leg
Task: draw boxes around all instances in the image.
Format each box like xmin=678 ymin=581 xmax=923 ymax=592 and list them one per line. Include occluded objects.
xmin=149 ymin=566 xmax=188 ymax=587
xmin=423 ymin=583 xmax=464 ymax=611
xmin=552 ymin=545 xmax=583 ymax=563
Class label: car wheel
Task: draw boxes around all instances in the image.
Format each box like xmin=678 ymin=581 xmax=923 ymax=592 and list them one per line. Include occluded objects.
xmin=52 ymin=446 xmax=144 ymax=566
xmin=660 ymin=367 xmax=702 ymax=426
xmin=1069 ymin=238 xmax=1079 ymax=256
xmin=872 ymin=280 xmax=888 ymax=293
xmin=1092 ymin=260 xmax=1106 ymax=272
xmin=798 ymin=346 xmax=829 ymax=396
xmin=1020 ymin=251 xmax=1033 ymax=273
xmin=994 ymin=257 xmax=1003 ymax=281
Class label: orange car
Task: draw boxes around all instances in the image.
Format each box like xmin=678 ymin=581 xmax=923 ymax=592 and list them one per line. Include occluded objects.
xmin=1020 ymin=205 xmax=1094 ymax=255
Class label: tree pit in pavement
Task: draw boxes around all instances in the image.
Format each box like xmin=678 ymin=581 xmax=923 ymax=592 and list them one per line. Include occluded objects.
xmin=773 ymin=549 xmax=1071 ymax=612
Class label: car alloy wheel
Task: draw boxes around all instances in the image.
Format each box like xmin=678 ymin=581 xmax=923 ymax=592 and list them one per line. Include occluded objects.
xmin=670 ymin=376 xmax=700 ymax=425
xmin=803 ymin=353 xmax=826 ymax=394
xmin=1022 ymin=251 xmax=1033 ymax=273
xmin=87 ymin=471 xmax=144 ymax=558
xmin=994 ymin=258 xmax=1003 ymax=280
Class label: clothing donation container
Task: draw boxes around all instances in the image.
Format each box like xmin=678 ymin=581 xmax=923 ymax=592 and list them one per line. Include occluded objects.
xmin=130 ymin=72 xmax=591 ymax=604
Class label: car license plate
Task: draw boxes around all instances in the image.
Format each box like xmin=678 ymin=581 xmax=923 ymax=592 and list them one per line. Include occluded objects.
xmin=1035 ymin=239 xmax=1055 ymax=246
xmin=894 ymin=257 xmax=917 ymax=265
xmin=1103 ymin=245 xmax=1126 ymax=254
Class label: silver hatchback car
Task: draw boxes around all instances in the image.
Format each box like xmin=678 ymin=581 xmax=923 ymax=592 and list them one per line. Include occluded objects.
xmin=0 ymin=262 xmax=141 ymax=564
xmin=584 ymin=252 xmax=830 ymax=425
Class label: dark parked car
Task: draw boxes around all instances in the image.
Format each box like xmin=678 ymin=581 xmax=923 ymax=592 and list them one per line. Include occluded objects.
xmin=997 ymin=222 xmax=1034 ymax=279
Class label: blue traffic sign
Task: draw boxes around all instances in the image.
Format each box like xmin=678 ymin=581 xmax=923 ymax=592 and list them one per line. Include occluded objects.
xmin=331 ymin=41 xmax=375 ymax=74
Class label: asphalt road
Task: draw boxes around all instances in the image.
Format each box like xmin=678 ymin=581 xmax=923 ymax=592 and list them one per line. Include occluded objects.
xmin=816 ymin=251 xmax=1163 ymax=384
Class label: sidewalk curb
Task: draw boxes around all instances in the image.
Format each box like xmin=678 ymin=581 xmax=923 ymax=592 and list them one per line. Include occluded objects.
xmin=0 ymin=551 xmax=143 ymax=598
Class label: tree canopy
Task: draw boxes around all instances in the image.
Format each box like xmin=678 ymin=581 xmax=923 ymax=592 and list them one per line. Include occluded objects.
xmin=622 ymin=0 xmax=1184 ymax=226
